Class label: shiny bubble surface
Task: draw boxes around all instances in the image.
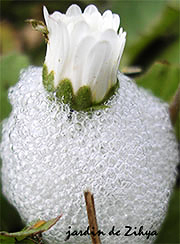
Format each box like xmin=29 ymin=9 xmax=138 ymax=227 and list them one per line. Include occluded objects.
xmin=0 ymin=67 xmax=179 ymax=244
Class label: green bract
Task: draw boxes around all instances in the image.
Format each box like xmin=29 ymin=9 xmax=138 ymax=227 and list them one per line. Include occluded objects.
xmin=73 ymin=86 xmax=92 ymax=110
xmin=42 ymin=64 xmax=119 ymax=111
xmin=42 ymin=64 xmax=54 ymax=92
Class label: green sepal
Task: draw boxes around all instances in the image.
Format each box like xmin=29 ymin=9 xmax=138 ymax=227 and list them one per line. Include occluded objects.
xmin=42 ymin=70 xmax=119 ymax=111
xmin=42 ymin=64 xmax=54 ymax=92
xmin=73 ymin=86 xmax=92 ymax=110
xmin=56 ymin=79 xmax=74 ymax=105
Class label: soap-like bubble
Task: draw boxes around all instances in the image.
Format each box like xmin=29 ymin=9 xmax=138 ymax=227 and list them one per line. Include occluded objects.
xmin=0 ymin=67 xmax=178 ymax=244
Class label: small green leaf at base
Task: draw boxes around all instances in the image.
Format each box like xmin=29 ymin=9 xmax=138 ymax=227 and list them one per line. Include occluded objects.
xmin=73 ymin=86 xmax=92 ymax=110
xmin=42 ymin=71 xmax=119 ymax=111
xmin=56 ymin=79 xmax=74 ymax=105
xmin=0 ymin=215 xmax=62 ymax=243
xmin=42 ymin=64 xmax=54 ymax=92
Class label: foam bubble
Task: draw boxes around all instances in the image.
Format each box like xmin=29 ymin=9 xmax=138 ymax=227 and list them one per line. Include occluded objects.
xmin=0 ymin=67 xmax=179 ymax=244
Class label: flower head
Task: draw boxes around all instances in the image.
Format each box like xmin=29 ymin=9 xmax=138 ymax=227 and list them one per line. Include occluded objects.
xmin=43 ymin=4 xmax=126 ymax=109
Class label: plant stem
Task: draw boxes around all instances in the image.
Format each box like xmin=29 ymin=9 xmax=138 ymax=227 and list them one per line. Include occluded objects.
xmin=84 ymin=190 xmax=101 ymax=244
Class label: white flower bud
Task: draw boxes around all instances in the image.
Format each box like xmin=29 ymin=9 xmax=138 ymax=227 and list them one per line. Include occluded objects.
xmin=43 ymin=4 xmax=126 ymax=107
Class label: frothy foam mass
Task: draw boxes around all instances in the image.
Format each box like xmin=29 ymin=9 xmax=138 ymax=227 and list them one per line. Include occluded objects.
xmin=0 ymin=67 xmax=178 ymax=243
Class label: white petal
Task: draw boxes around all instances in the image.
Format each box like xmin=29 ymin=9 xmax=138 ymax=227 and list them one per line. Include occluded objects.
xmin=118 ymin=31 xmax=126 ymax=59
xmin=100 ymin=29 xmax=119 ymax=87
xmin=72 ymin=36 xmax=96 ymax=93
xmin=43 ymin=6 xmax=49 ymax=28
xmin=122 ymin=31 xmax=127 ymax=38
xmin=100 ymin=29 xmax=119 ymax=64
xmin=71 ymin=20 xmax=89 ymax=46
xmin=103 ymin=10 xmax=113 ymax=20
xmin=111 ymin=32 xmax=126 ymax=85
xmin=112 ymin=13 xmax=120 ymax=32
xmin=119 ymin=27 xmax=123 ymax=35
xmin=111 ymin=58 xmax=120 ymax=86
xmin=100 ymin=29 xmax=118 ymax=44
xmin=92 ymin=42 xmax=112 ymax=102
xmin=84 ymin=4 xmax=99 ymax=15
xmin=102 ymin=10 xmax=113 ymax=30
xmin=66 ymin=4 xmax=82 ymax=16
xmin=51 ymin=11 xmax=63 ymax=21
xmin=66 ymin=15 xmax=85 ymax=33
xmin=83 ymin=40 xmax=111 ymax=102
xmin=70 ymin=20 xmax=89 ymax=56
xmin=45 ymin=19 xmax=70 ymax=87
xmin=83 ymin=12 xmax=102 ymax=31
xmin=62 ymin=21 xmax=90 ymax=90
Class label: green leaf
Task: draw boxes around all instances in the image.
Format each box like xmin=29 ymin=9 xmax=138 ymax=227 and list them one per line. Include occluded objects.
xmin=155 ymin=187 xmax=180 ymax=243
xmin=135 ymin=62 xmax=179 ymax=103
xmin=129 ymin=5 xmax=179 ymax=66
xmin=0 ymin=235 xmax=15 ymax=243
xmin=111 ymin=0 xmax=166 ymax=65
xmin=0 ymin=215 xmax=62 ymax=242
xmin=0 ymin=53 xmax=30 ymax=121
xmin=111 ymin=1 xmax=179 ymax=67
xmin=112 ymin=0 xmax=167 ymax=47
xmin=158 ymin=37 xmax=180 ymax=65
xmin=0 ymin=191 xmax=24 ymax=234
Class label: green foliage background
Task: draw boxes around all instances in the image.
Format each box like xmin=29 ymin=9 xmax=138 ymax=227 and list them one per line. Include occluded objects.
xmin=0 ymin=0 xmax=179 ymax=243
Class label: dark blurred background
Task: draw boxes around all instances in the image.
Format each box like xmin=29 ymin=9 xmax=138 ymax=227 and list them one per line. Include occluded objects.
xmin=0 ymin=0 xmax=179 ymax=243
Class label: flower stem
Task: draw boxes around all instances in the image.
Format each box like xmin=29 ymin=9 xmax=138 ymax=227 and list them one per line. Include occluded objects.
xmin=84 ymin=190 xmax=101 ymax=244
xmin=169 ymin=84 xmax=180 ymax=125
